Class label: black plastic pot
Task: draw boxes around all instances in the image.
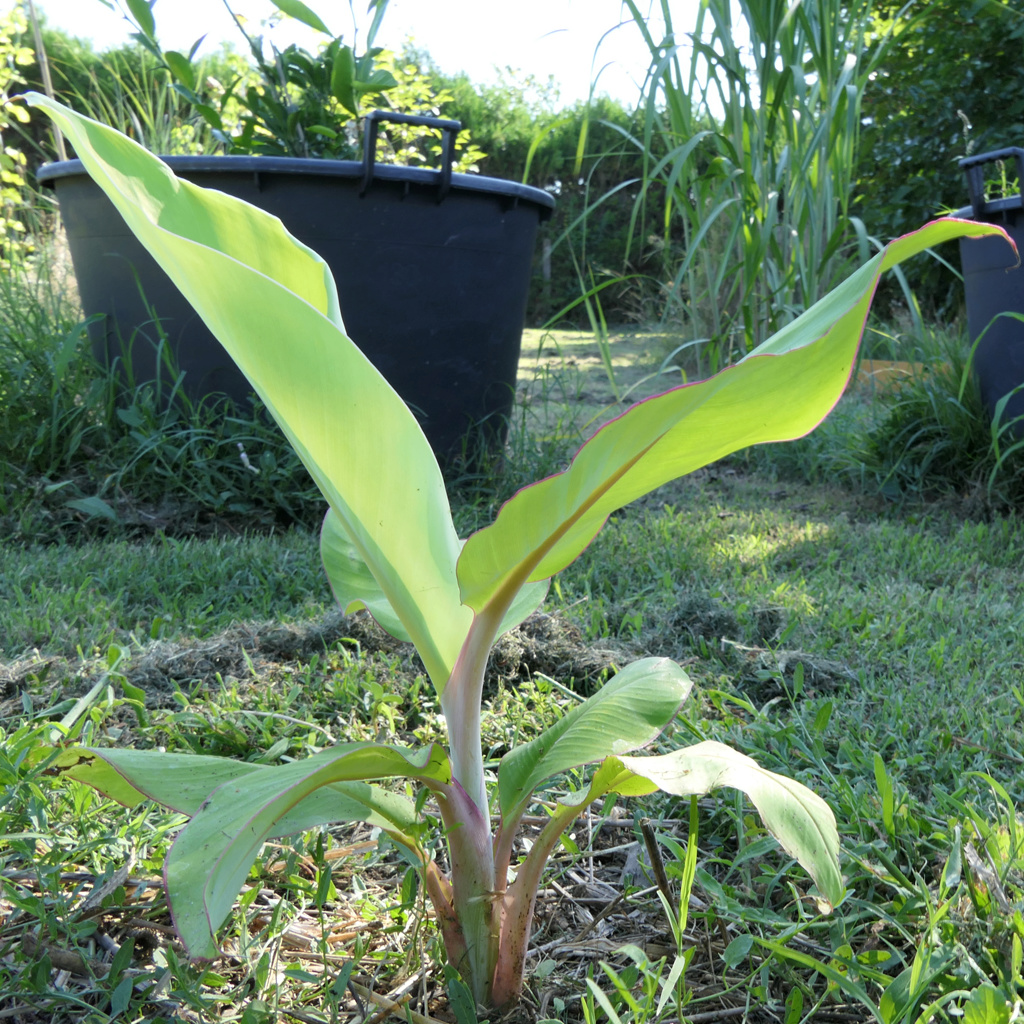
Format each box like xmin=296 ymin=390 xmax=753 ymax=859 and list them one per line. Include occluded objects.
xmin=954 ymin=147 xmax=1024 ymax=432
xmin=38 ymin=111 xmax=554 ymax=461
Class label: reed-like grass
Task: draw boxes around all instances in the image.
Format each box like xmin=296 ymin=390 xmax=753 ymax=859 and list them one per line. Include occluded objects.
xmin=621 ymin=0 xmax=886 ymax=369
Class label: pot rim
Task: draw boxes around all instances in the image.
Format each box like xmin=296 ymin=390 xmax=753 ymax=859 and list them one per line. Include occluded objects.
xmin=36 ymin=154 xmax=556 ymax=216
xmin=951 ymin=198 xmax=1022 ymax=222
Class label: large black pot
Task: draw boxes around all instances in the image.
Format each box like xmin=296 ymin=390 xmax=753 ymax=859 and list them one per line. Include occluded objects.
xmin=954 ymin=147 xmax=1024 ymax=432
xmin=38 ymin=111 xmax=555 ymax=461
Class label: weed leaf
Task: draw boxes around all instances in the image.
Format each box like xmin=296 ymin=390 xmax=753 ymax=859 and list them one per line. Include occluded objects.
xmin=619 ymin=740 xmax=843 ymax=907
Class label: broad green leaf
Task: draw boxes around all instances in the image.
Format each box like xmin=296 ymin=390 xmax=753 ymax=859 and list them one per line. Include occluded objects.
xmin=962 ymin=985 xmax=1012 ymax=1024
xmin=275 ymin=0 xmax=333 ymax=35
xmin=456 ymin=219 xmax=1014 ymax=616
xmin=496 ymin=657 xmax=691 ymax=818
xmin=25 ymin=95 xmax=472 ymax=693
xmin=321 ymin=509 xmax=550 ymax=644
xmin=165 ymin=742 xmax=449 ymax=956
xmin=330 ymin=45 xmax=358 ymax=116
xmin=354 ymin=69 xmax=399 ymax=94
xmin=162 ymin=51 xmax=196 ymax=92
xmin=124 ymin=0 xmax=156 ymax=39
xmin=618 ymin=741 xmax=843 ymax=907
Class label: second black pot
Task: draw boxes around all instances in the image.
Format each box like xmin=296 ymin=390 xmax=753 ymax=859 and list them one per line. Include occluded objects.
xmin=954 ymin=146 xmax=1024 ymax=434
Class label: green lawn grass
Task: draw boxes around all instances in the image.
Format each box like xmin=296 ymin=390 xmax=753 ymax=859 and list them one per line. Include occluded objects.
xmin=3 ymin=320 xmax=1024 ymax=1023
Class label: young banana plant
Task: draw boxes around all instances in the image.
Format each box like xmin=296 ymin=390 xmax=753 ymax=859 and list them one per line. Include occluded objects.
xmin=26 ymin=94 xmax=1011 ymax=1010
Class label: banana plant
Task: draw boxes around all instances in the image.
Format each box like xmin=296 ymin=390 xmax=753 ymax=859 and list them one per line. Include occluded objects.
xmin=26 ymin=94 xmax=1011 ymax=1011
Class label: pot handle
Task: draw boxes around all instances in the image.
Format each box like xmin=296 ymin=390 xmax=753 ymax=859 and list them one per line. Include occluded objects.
xmin=361 ymin=110 xmax=462 ymax=202
xmin=960 ymin=147 xmax=1024 ymax=218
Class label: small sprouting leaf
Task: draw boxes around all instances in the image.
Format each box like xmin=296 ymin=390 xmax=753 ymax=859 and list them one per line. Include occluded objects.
xmin=722 ymin=933 xmax=754 ymax=968
xmin=446 ymin=971 xmax=479 ymax=1024
xmin=942 ymin=833 xmax=962 ymax=890
xmin=812 ymin=701 xmax=832 ymax=733
xmin=275 ymin=0 xmax=332 ymax=35
xmin=109 ymin=974 xmax=134 ymax=1017
xmin=873 ymin=752 xmax=895 ymax=837
xmin=784 ymin=986 xmax=804 ymax=1024
xmin=497 ymin=657 xmax=691 ymax=818
xmin=162 ymin=51 xmax=196 ymax=91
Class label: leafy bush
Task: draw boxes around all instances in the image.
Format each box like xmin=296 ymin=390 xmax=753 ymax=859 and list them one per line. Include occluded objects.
xmin=855 ymin=0 xmax=1024 ymax=314
xmin=0 ymin=2 xmax=38 ymax=266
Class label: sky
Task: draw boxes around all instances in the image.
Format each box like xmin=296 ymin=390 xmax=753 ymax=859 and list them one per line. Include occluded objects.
xmin=29 ymin=0 xmax=673 ymax=108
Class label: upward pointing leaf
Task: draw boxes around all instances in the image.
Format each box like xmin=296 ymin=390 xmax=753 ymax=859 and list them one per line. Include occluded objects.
xmin=25 ymin=94 xmax=472 ymax=693
xmin=456 ymin=219 xmax=1014 ymax=617
xmin=330 ymin=44 xmax=359 ymax=116
xmin=162 ymin=51 xmax=197 ymax=92
xmin=124 ymin=0 xmax=156 ymax=39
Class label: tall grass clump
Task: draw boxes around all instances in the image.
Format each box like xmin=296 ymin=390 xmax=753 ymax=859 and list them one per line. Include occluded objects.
xmin=864 ymin=324 xmax=1024 ymax=505
xmin=623 ymin=0 xmax=885 ymax=368
xmin=0 ymin=253 xmax=323 ymax=542
xmin=51 ymin=43 xmax=223 ymax=156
